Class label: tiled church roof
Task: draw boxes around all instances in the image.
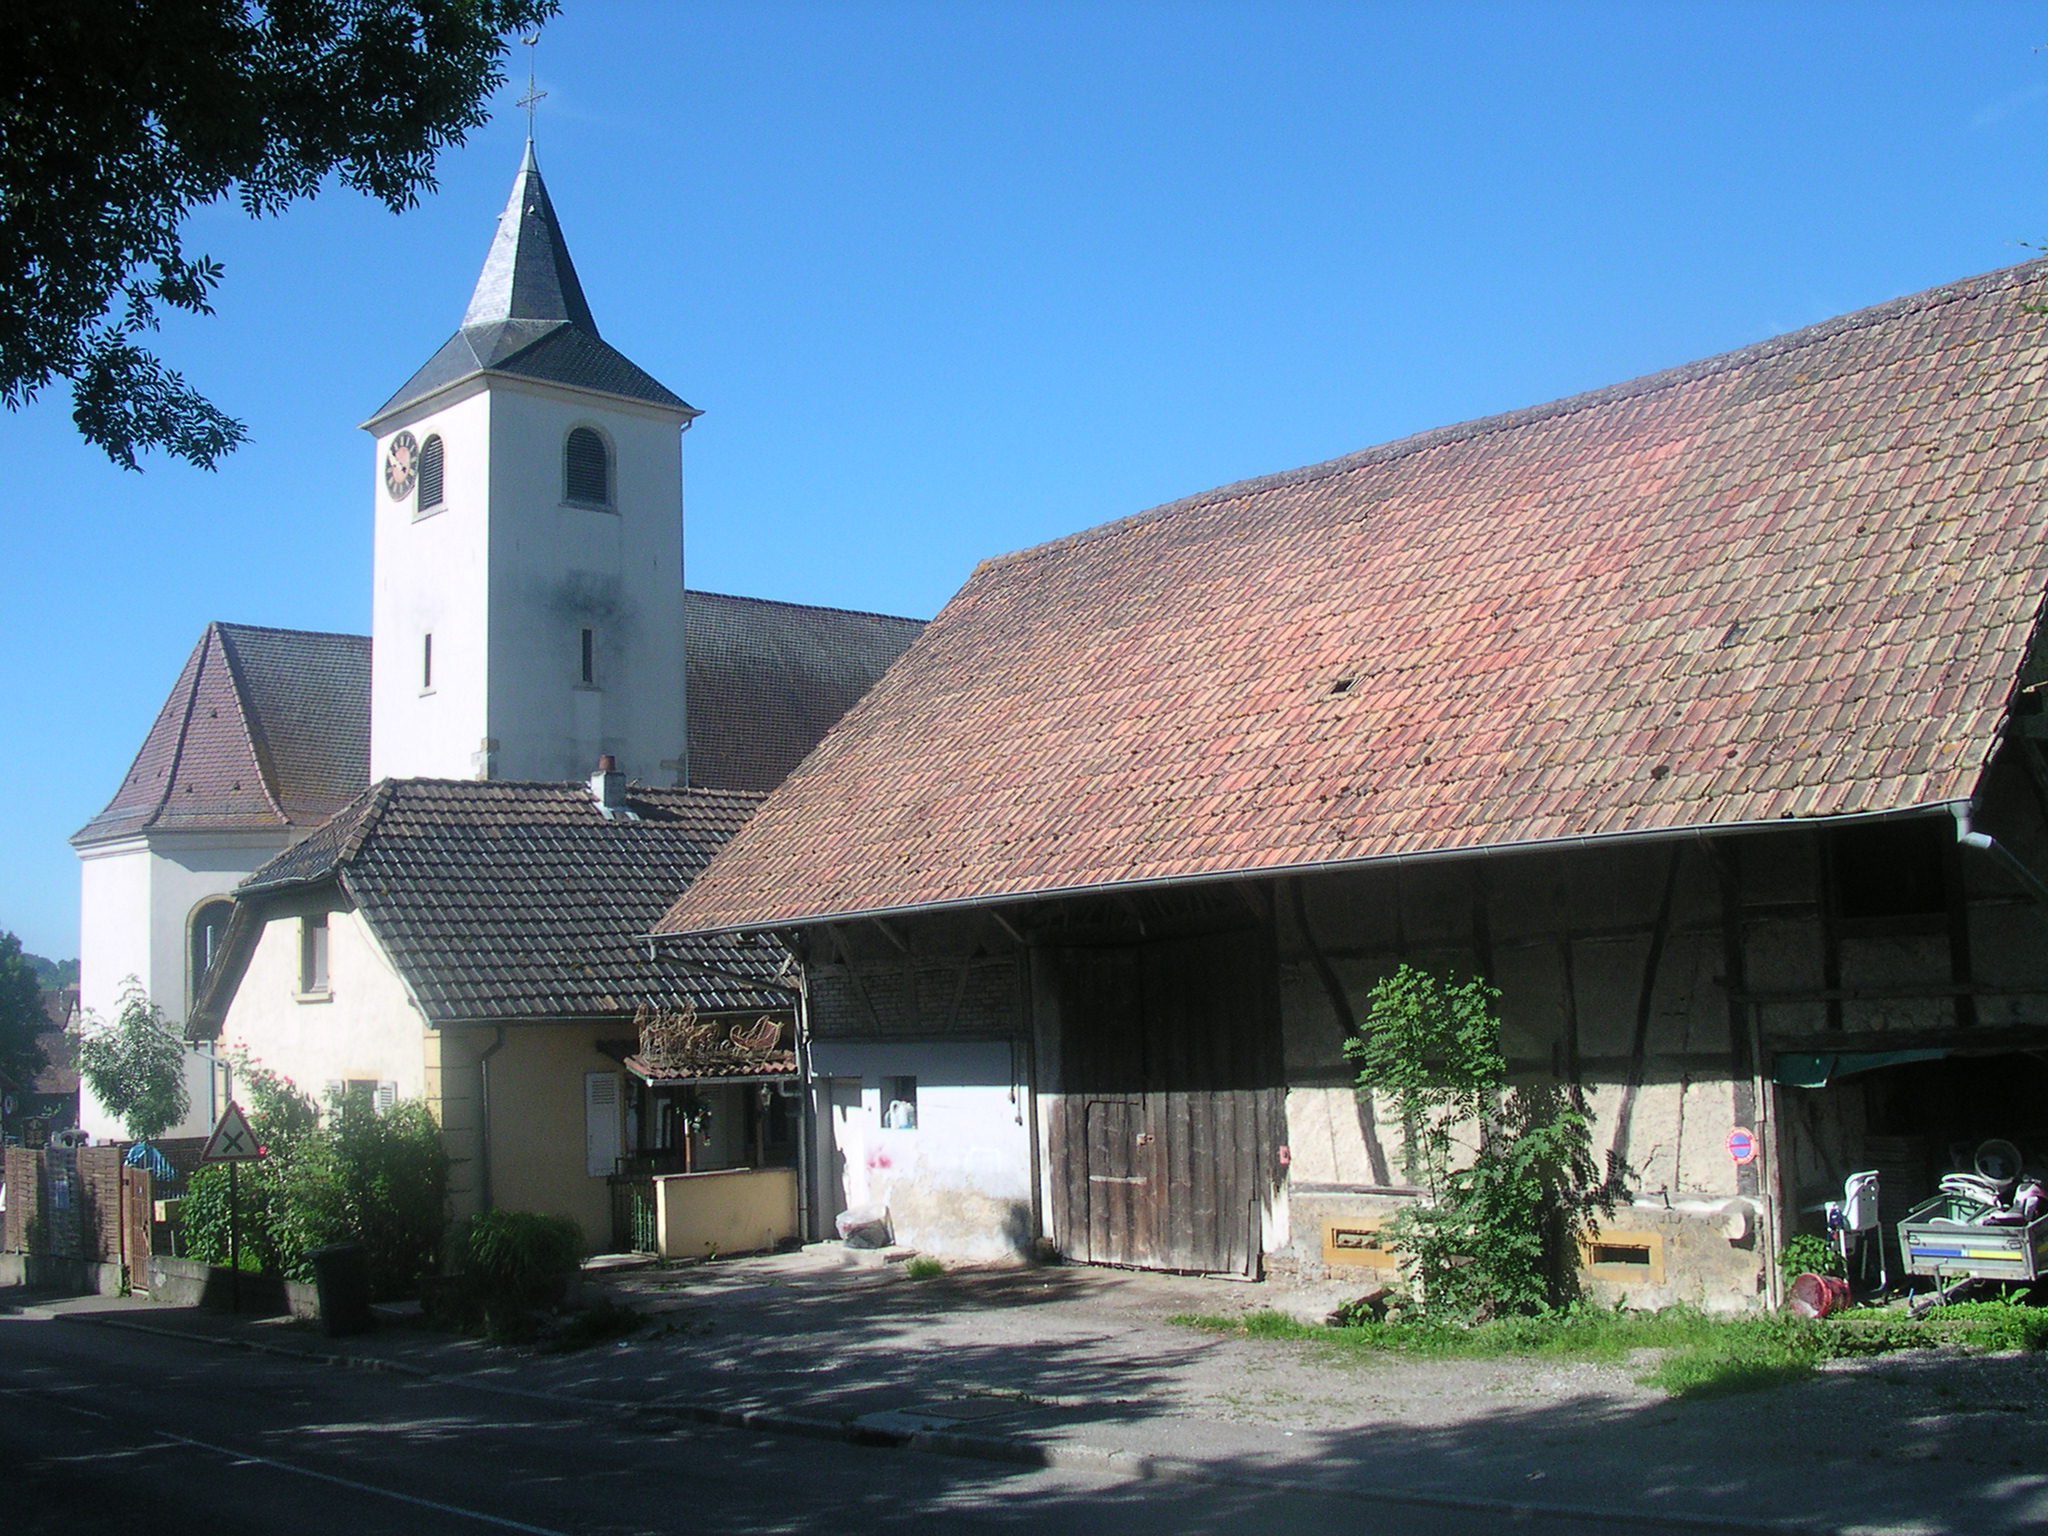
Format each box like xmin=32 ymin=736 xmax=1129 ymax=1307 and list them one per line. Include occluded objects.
xmin=73 ymin=623 xmax=371 ymax=846
xmin=190 ymin=780 xmax=787 ymax=1033
xmin=659 ymin=261 xmax=2048 ymax=936
xmin=687 ymin=592 xmax=926 ymax=793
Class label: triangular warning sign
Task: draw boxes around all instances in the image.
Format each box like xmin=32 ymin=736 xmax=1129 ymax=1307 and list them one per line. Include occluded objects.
xmin=200 ymin=1102 xmax=264 ymax=1162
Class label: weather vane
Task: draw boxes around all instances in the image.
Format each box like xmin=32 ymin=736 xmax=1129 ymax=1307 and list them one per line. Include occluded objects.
xmin=517 ymin=33 xmax=547 ymax=140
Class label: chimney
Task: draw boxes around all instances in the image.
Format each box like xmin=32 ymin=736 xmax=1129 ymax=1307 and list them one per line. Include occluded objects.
xmin=590 ymin=753 xmax=625 ymax=816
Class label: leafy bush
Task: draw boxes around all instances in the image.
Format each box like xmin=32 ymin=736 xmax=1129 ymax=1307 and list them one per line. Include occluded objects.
xmin=428 ymin=1209 xmax=584 ymax=1340
xmin=1777 ymin=1232 xmax=1844 ymax=1285
xmin=182 ymin=1067 xmax=447 ymax=1298
xmin=904 ymin=1256 xmax=945 ymax=1280
xmin=1345 ymin=964 xmax=1616 ymax=1320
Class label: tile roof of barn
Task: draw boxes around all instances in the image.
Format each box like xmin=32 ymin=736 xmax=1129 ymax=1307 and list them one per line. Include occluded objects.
xmin=73 ymin=624 xmax=371 ymax=846
xmin=190 ymin=779 xmax=787 ymax=1033
xmin=658 ymin=261 xmax=2048 ymax=936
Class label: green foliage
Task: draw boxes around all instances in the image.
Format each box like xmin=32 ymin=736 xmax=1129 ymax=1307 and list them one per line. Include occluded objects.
xmin=1345 ymin=964 xmax=1612 ymax=1320
xmin=460 ymin=1209 xmax=583 ymax=1308
xmin=1344 ymin=966 xmax=1505 ymax=1195
xmin=2 ymin=0 xmax=559 ymax=469
xmin=1175 ymin=1298 xmax=2048 ymax=1399
xmin=904 ymin=1256 xmax=946 ymax=1280
xmin=72 ymin=981 xmax=188 ymax=1140
xmin=20 ymin=948 xmax=78 ymax=991
xmin=1778 ymin=1232 xmax=1845 ymax=1285
xmin=183 ymin=1070 xmax=447 ymax=1298
xmin=0 ymin=932 xmax=50 ymax=1094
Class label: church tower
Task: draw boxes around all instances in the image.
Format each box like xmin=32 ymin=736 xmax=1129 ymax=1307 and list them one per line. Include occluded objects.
xmin=363 ymin=144 xmax=698 ymax=786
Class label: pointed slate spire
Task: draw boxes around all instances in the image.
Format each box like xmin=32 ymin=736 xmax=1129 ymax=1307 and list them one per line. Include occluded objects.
xmin=367 ymin=145 xmax=692 ymax=425
xmin=462 ymin=141 xmax=599 ymax=335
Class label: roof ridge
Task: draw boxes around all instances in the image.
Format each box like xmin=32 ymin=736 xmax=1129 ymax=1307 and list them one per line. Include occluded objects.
xmin=210 ymin=625 xmax=290 ymax=822
xmin=213 ymin=620 xmax=370 ymax=644
xmin=686 ymin=588 xmax=929 ymax=626
xmin=147 ymin=626 xmax=218 ymax=829
xmin=981 ymin=258 xmax=2047 ymax=573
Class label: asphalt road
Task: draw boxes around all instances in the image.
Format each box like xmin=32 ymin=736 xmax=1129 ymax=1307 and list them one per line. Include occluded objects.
xmin=0 ymin=1309 xmax=1774 ymax=1536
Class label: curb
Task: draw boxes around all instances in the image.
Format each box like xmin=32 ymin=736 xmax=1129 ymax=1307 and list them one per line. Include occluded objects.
xmin=38 ymin=1305 xmax=1838 ymax=1536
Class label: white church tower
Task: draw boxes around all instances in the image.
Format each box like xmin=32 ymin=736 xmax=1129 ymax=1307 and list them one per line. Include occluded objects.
xmin=364 ymin=143 xmax=698 ymax=786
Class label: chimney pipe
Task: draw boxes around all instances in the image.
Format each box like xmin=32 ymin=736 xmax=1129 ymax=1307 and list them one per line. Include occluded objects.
xmin=590 ymin=754 xmax=625 ymax=816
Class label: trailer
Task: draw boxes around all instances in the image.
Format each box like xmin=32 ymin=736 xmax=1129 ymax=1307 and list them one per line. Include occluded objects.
xmin=1898 ymin=1192 xmax=2048 ymax=1284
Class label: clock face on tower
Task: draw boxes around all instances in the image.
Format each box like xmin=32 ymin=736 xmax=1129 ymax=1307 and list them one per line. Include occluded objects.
xmin=384 ymin=431 xmax=419 ymax=500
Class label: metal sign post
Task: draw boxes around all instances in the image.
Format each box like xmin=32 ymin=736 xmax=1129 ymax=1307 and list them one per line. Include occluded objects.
xmin=200 ymin=1103 xmax=266 ymax=1313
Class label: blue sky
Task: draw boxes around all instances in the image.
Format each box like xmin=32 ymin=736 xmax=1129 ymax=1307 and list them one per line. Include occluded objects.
xmin=5 ymin=3 xmax=2046 ymax=961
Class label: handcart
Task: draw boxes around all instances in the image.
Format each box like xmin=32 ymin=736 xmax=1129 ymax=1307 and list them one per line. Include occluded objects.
xmin=1898 ymin=1186 xmax=2048 ymax=1311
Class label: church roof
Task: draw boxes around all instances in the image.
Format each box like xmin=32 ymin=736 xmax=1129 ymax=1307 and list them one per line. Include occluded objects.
xmin=656 ymin=260 xmax=2048 ymax=937
xmin=74 ymin=623 xmax=371 ymax=846
xmin=187 ymin=779 xmax=788 ymax=1034
xmin=370 ymin=144 xmax=693 ymax=423
xmin=84 ymin=589 xmax=920 ymax=852
xmin=687 ymin=592 xmax=927 ymax=793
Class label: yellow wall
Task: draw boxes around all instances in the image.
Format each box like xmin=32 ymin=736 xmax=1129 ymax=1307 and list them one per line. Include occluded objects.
xmin=655 ymin=1167 xmax=798 ymax=1260
xmin=476 ymin=1022 xmax=624 ymax=1253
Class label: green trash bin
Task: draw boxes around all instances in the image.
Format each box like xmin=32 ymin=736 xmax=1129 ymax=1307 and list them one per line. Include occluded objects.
xmin=307 ymin=1242 xmax=374 ymax=1337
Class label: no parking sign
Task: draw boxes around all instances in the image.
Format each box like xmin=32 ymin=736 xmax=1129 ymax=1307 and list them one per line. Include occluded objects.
xmin=1726 ymin=1127 xmax=1758 ymax=1165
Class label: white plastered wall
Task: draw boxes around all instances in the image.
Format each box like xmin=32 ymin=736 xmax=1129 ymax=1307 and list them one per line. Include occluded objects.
xmin=77 ymin=831 xmax=287 ymax=1140
xmin=216 ymin=905 xmax=429 ymax=1108
xmin=809 ymin=1040 xmax=1034 ymax=1262
xmin=368 ymin=376 xmax=688 ymax=786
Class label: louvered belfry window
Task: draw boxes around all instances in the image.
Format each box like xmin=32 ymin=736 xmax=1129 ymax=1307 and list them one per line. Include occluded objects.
xmin=565 ymin=427 xmax=611 ymax=505
xmin=417 ymin=433 xmax=445 ymax=509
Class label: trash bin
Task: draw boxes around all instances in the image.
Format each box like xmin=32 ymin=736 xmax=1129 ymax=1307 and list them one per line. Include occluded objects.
xmin=307 ymin=1241 xmax=374 ymax=1337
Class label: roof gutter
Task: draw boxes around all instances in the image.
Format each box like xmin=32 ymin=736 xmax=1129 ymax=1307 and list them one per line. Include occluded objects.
xmin=1952 ymin=802 xmax=2048 ymax=904
xmin=660 ymin=799 xmax=1973 ymax=940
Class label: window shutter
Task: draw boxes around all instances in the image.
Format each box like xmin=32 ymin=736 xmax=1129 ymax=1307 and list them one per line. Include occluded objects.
xmin=375 ymin=1082 xmax=397 ymax=1115
xmin=565 ymin=428 xmax=610 ymax=505
xmin=585 ymin=1071 xmax=622 ymax=1177
xmin=418 ymin=434 xmax=445 ymax=509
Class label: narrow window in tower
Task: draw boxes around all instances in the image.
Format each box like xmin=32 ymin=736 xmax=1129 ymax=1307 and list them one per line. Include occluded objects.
xmin=565 ymin=427 xmax=611 ymax=506
xmin=421 ymin=633 xmax=433 ymax=691
xmin=580 ymin=627 xmax=596 ymax=686
xmin=418 ymin=434 xmax=445 ymax=510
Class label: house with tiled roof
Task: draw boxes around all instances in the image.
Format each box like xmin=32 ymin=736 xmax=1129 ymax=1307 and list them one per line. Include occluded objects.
xmin=75 ymin=147 xmax=921 ymax=1248
xmin=659 ymin=261 xmax=2048 ymax=1305
xmin=186 ymin=774 xmax=799 ymax=1251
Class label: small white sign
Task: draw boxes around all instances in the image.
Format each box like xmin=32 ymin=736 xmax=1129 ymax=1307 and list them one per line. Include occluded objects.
xmin=200 ymin=1103 xmax=264 ymax=1162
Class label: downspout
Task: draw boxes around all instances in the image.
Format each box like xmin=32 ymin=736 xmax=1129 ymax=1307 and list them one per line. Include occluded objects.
xmin=793 ymin=957 xmax=814 ymax=1243
xmin=1952 ymin=803 xmax=2048 ymax=905
xmin=477 ymin=1026 xmax=507 ymax=1214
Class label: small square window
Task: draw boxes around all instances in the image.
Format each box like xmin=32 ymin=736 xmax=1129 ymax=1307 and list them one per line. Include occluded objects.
xmin=299 ymin=914 xmax=330 ymax=995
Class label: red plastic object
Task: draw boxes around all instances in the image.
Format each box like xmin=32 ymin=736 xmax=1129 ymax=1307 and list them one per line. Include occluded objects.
xmin=1786 ymin=1272 xmax=1851 ymax=1318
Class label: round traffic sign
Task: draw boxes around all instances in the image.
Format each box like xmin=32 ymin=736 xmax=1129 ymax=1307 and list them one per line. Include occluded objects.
xmin=1726 ymin=1127 xmax=1758 ymax=1165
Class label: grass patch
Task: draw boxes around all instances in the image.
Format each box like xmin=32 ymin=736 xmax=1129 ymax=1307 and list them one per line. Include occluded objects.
xmin=903 ymin=1256 xmax=945 ymax=1280
xmin=1171 ymin=1298 xmax=2048 ymax=1399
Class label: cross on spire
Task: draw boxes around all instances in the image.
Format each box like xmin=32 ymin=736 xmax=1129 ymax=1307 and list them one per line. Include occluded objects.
xmin=517 ymin=33 xmax=547 ymax=139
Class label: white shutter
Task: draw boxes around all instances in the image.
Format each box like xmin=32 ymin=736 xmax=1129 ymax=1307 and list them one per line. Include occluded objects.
xmin=585 ymin=1072 xmax=622 ymax=1177
xmin=375 ymin=1082 xmax=397 ymax=1115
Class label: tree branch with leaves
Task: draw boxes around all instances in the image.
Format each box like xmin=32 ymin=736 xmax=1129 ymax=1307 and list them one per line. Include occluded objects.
xmin=1 ymin=0 xmax=559 ymax=469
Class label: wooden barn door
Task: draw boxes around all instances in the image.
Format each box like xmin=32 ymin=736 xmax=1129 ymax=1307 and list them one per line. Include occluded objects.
xmin=1049 ymin=928 xmax=1281 ymax=1276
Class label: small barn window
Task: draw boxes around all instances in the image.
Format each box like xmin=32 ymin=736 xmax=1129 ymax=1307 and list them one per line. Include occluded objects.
xmin=565 ymin=427 xmax=611 ymax=506
xmin=417 ymin=434 xmax=445 ymax=510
